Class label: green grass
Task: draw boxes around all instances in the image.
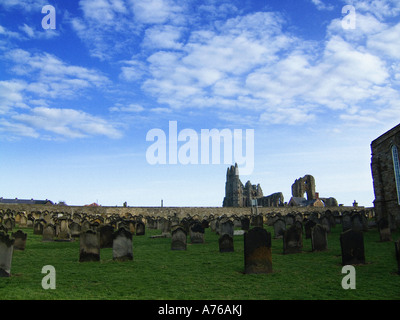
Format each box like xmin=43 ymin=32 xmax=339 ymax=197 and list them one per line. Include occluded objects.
xmin=1 ymin=224 xmax=400 ymax=300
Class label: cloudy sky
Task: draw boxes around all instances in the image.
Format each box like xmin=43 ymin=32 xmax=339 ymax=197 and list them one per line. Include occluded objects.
xmin=0 ymin=0 xmax=399 ymax=207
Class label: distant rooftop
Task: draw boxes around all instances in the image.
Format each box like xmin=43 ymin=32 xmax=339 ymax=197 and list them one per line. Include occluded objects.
xmin=0 ymin=198 xmax=54 ymax=205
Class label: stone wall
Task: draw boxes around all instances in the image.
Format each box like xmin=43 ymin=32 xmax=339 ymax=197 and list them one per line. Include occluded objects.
xmin=0 ymin=203 xmax=371 ymax=220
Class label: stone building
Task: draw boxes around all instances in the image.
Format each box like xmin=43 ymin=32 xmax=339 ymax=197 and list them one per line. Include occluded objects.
xmin=222 ymin=163 xmax=284 ymax=207
xmin=371 ymin=123 xmax=400 ymax=230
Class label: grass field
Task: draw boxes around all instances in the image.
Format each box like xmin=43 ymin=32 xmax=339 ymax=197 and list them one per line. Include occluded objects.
xmin=1 ymin=223 xmax=399 ymax=300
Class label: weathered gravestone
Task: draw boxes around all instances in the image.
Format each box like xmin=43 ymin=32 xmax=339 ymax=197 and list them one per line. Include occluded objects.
xmin=244 ymin=227 xmax=272 ymax=274
xmin=69 ymin=221 xmax=81 ymax=238
xmin=3 ymin=218 xmax=14 ymax=231
xmin=19 ymin=215 xmax=27 ymax=227
xmin=112 ymin=228 xmax=133 ymax=261
xmin=219 ymin=219 xmax=234 ymax=237
xmin=395 ymin=239 xmax=400 ymax=275
xmin=33 ymin=220 xmax=45 ymax=235
xmin=340 ymin=229 xmax=365 ymax=265
xmin=378 ymin=217 xmax=391 ymax=242
xmin=57 ymin=216 xmax=71 ymax=240
xmin=99 ymin=224 xmax=114 ymax=248
xmin=79 ymin=230 xmax=100 ymax=262
xmin=283 ymin=224 xmax=303 ymax=254
xmin=219 ymin=233 xmax=234 ymax=253
xmin=304 ymin=219 xmax=316 ymax=239
xmin=273 ymin=218 xmax=286 ymax=239
xmin=311 ymin=224 xmax=328 ymax=252
xmin=135 ymin=221 xmax=145 ymax=236
xmin=351 ymin=213 xmax=363 ymax=232
xmin=241 ymin=217 xmax=250 ymax=231
xmin=0 ymin=232 xmax=14 ymax=277
xmin=342 ymin=212 xmax=352 ymax=232
xmin=319 ymin=215 xmax=331 ymax=233
xmin=12 ymin=230 xmax=27 ymax=251
xmin=251 ymin=215 xmax=264 ymax=228
xmin=42 ymin=224 xmax=56 ymax=242
xmin=190 ymin=222 xmax=205 ymax=244
xmin=171 ymin=226 xmax=187 ymax=251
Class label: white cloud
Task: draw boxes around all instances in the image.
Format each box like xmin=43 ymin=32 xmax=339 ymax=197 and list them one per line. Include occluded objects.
xmin=310 ymin=0 xmax=334 ymax=11
xmin=12 ymin=107 xmax=122 ymax=139
xmin=109 ymin=103 xmax=144 ymax=112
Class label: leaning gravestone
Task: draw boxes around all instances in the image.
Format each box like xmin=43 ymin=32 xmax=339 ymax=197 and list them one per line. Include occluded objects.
xmin=311 ymin=224 xmax=327 ymax=252
xmin=12 ymin=230 xmax=27 ymax=251
xmin=171 ymin=226 xmax=187 ymax=251
xmin=79 ymin=230 xmax=100 ymax=262
xmin=283 ymin=224 xmax=303 ymax=254
xmin=219 ymin=233 xmax=234 ymax=253
xmin=112 ymin=228 xmax=133 ymax=261
xmin=340 ymin=229 xmax=365 ymax=265
xmin=244 ymin=227 xmax=272 ymax=274
xmin=0 ymin=232 xmax=14 ymax=277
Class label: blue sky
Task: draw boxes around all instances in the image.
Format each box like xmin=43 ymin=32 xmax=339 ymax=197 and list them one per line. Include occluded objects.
xmin=0 ymin=0 xmax=400 ymax=207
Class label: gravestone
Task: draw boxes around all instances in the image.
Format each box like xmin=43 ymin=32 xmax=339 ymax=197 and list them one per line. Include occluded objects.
xmin=340 ymin=229 xmax=365 ymax=265
xmin=79 ymin=230 xmax=100 ymax=262
xmin=395 ymin=239 xmax=400 ymax=275
xmin=342 ymin=213 xmax=352 ymax=232
xmin=273 ymin=218 xmax=286 ymax=239
xmin=311 ymin=224 xmax=328 ymax=252
xmin=33 ymin=220 xmax=44 ymax=235
xmin=42 ymin=224 xmax=56 ymax=242
xmin=241 ymin=217 xmax=250 ymax=231
xmin=219 ymin=233 xmax=234 ymax=252
xmin=190 ymin=222 xmax=205 ymax=244
xmin=69 ymin=221 xmax=81 ymax=238
xmin=112 ymin=228 xmax=133 ymax=261
xmin=319 ymin=215 xmax=331 ymax=233
xmin=171 ymin=226 xmax=187 ymax=251
xmin=57 ymin=216 xmax=71 ymax=241
xmin=19 ymin=215 xmax=28 ymax=227
xmin=12 ymin=230 xmax=27 ymax=251
xmin=304 ymin=219 xmax=316 ymax=239
xmin=351 ymin=213 xmax=363 ymax=232
xmin=244 ymin=227 xmax=272 ymax=274
xmin=251 ymin=215 xmax=263 ymax=228
xmin=285 ymin=214 xmax=295 ymax=228
xmin=0 ymin=232 xmax=14 ymax=277
xmin=378 ymin=217 xmax=391 ymax=242
xmin=283 ymin=224 xmax=303 ymax=254
xmin=135 ymin=221 xmax=145 ymax=236
xmin=219 ymin=219 xmax=234 ymax=237
xmin=99 ymin=224 xmax=114 ymax=248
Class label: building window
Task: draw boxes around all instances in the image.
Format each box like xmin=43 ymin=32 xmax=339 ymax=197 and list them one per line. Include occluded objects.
xmin=392 ymin=145 xmax=400 ymax=205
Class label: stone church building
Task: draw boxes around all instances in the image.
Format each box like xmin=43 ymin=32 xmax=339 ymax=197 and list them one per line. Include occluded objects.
xmin=371 ymin=123 xmax=400 ymax=230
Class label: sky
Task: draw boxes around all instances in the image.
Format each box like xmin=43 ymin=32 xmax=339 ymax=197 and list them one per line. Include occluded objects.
xmin=0 ymin=0 xmax=399 ymax=207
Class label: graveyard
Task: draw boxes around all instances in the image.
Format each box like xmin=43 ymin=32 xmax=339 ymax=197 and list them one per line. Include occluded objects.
xmin=0 ymin=209 xmax=399 ymax=300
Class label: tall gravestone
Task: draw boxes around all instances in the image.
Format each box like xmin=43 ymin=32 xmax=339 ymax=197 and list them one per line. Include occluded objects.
xmin=311 ymin=224 xmax=327 ymax=252
xmin=171 ymin=226 xmax=187 ymax=251
xmin=304 ymin=219 xmax=316 ymax=239
xmin=57 ymin=216 xmax=71 ymax=241
xmin=340 ymin=229 xmax=365 ymax=265
xmin=0 ymin=232 xmax=14 ymax=277
xmin=244 ymin=227 xmax=272 ymax=274
xmin=241 ymin=217 xmax=250 ymax=231
xmin=112 ymin=228 xmax=133 ymax=261
xmin=283 ymin=224 xmax=303 ymax=254
xmin=342 ymin=213 xmax=352 ymax=232
xmin=79 ymin=230 xmax=100 ymax=262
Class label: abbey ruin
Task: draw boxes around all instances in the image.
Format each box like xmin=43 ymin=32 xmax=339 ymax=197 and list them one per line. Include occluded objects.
xmin=222 ymin=163 xmax=338 ymax=208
